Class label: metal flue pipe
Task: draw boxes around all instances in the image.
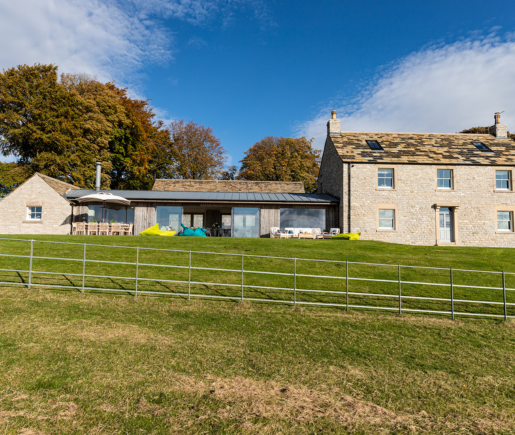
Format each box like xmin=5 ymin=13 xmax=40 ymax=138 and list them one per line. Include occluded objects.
xmin=95 ymin=161 xmax=102 ymax=191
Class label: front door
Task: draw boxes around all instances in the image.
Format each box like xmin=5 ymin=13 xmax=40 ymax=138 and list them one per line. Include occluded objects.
xmin=439 ymin=207 xmax=453 ymax=243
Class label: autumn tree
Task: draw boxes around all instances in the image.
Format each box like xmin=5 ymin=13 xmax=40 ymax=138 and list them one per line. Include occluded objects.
xmin=238 ymin=136 xmax=320 ymax=192
xmin=0 ymin=64 xmax=112 ymax=188
xmin=156 ymin=120 xmax=226 ymax=180
xmin=220 ymin=165 xmax=239 ymax=180
xmin=0 ymin=162 xmax=26 ymax=197
xmin=62 ymin=74 xmax=167 ymax=190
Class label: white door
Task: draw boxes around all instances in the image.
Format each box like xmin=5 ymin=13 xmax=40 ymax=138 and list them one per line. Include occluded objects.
xmin=439 ymin=207 xmax=453 ymax=242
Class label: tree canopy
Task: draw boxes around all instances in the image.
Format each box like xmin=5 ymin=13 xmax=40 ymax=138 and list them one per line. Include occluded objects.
xmin=0 ymin=64 xmax=227 ymax=194
xmin=154 ymin=120 xmax=226 ymax=180
xmin=460 ymin=126 xmax=515 ymax=141
xmin=238 ymin=136 xmax=320 ymax=192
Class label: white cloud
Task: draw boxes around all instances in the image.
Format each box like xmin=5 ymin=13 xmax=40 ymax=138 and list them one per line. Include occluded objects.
xmin=298 ymin=33 xmax=515 ymax=150
xmin=0 ymin=0 xmax=173 ymax=83
xmin=0 ymin=0 xmax=273 ymax=83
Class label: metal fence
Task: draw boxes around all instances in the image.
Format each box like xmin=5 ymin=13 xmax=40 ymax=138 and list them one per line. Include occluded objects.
xmin=0 ymin=237 xmax=514 ymax=320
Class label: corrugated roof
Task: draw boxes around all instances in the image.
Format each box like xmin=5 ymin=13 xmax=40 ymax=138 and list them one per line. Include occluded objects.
xmin=64 ymin=189 xmax=338 ymax=203
xmin=331 ymin=132 xmax=515 ymax=165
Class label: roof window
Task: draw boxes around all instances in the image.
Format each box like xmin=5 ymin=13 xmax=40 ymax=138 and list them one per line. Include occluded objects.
xmin=366 ymin=140 xmax=384 ymax=152
xmin=472 ymin=142 xmax=494 ymax=153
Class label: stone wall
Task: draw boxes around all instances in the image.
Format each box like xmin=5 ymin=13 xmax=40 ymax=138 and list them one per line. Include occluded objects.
xmin=0 ymin=174 xmax=72 ymax=235
xmin=152 ymin=179 xmax=305 ymax=193
xmin=347 ymin=163 xmax=515 ymax=247
xmin=318 ymin=136 xmax=343 ymax=229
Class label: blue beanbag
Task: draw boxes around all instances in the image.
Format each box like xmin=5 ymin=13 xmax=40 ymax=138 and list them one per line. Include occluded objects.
xmin=193 ymin=228 xmax=207 ymax=237
xmin=178 ymin=224 xmax=207 ymax=237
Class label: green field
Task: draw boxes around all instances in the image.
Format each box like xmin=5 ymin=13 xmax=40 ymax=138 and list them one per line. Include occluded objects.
xmin=0 ymin=235 xmax=514 ymax=319
xmin=1 ymin=236 xmax=515 ymax=433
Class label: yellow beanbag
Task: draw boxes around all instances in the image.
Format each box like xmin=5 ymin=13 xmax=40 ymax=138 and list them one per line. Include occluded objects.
xmin=140 ymin=224 xmax=177 ymax=237
xmin=331 ymin=232 xmax=361 ymax=240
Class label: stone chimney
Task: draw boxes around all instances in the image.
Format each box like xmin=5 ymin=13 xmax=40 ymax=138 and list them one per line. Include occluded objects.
xmin=327 ymin=110 xmax=341 ymax=137
xmin=489 ymin=112 xmax=507 ymax=139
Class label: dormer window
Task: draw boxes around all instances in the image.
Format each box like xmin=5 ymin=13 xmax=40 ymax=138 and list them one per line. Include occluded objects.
xmin=472 ymin=142 xmax=494 ymax=153
xmin=366 ymin=140 xmax=384 ymax=152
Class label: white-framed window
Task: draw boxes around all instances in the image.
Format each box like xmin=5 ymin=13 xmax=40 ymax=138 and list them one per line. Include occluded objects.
xmin=27 ymin=206 xmax=42 ymax=221
xmin=497 ymin=211 xmax=513 ymax=232
xmin=378 ymin=168 xmax=394 ymax=188
xmin=496 ymin=170 xmax=511 ymax=190
xmin=437 ymin=169 xmax=453 ymax=189
xmin=378 ymin=209 xmax=395 ymax=230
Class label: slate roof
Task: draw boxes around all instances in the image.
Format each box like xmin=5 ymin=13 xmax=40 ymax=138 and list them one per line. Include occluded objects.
xmin=331 ymin=132 xmax=515 ymax=165
xmin=64 ymin=189 xmax=338 ymax=203
xmin=37 ymin=173 xmax=80 ymax=195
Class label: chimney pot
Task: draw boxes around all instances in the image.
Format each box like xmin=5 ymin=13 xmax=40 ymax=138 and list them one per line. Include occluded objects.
xmin=495 ymin=112 xmax=501 ymax=124
xmin=331 ymin=110 xmax=337 ymax=120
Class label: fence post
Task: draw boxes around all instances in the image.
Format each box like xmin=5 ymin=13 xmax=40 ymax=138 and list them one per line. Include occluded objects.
xmin=188 ymin=250 xmax=192 ymax=301
xmin=503 ymin=271 xmax=507 ymax=321
xmin=398 ymin=264 xmax=402 ymax=315
xmin=82 ymin=243 xmax=86 ymax=294
xmin=346 ymin=261 xmax=349 ymax=312
xmin=241 ymin=254 xmax=244 ymax=301
xmin=450 ymin=267 xmax=454 ymax=320
xmin=294 ymin=258 xmax=297 ymax=307
xmin=28 ymin=240 xmax=34 ymax=290
xmin=135 ymin=247 xmax=139 ymax=298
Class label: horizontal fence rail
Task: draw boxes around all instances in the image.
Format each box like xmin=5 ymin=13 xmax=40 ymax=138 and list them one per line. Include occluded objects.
xmin=0 ymin=237 xmax=514 ymax=320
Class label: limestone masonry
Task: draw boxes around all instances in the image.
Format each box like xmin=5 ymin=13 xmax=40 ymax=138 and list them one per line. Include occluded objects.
xmin=318 ymin=111 xmax=515 ymax=247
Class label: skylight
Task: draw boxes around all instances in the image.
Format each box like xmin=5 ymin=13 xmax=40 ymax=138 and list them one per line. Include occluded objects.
xmin=366 ymin=140 xmax=384 ymax=152
xmin=472 ymin=142 xmax=494 ymax=153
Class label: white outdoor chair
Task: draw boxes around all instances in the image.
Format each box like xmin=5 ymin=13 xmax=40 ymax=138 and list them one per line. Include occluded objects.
xmin=75 ymin=222 xmax=85 ymax=235
xmin=87 ymin=223 xmax=99 ymax=235
xmin=270 ymin=227 xmax=280 ymax=238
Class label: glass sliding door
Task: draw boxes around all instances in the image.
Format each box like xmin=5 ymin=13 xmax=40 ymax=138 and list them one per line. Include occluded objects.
xmin=279 ymin=208 xmax=326 ymax=230
xmin=232 ymin=207 xmax=260 ymax=238
xmin=155 ymin=206 xmax=182 ymax=232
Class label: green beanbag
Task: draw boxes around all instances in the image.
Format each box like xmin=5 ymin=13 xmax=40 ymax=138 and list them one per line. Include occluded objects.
xmin=331 ymin=232 xmax=361 ymax=240
xmin=139 ymin=223 xmax=177 ymax=237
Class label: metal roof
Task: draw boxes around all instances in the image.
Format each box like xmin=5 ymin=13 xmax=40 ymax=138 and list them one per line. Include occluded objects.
xmin=64 ymin=189 xmax=339 ymax=203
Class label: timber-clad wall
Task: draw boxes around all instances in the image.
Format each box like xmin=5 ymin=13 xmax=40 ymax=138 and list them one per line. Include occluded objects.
xmin=152 ymin=179 xmax=305 ymax=193
xmin=134 ymin=203 xmax=155 ymax=235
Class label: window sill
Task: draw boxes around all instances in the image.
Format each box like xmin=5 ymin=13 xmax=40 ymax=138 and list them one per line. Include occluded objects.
xmin=437 ymin=242 xmax=457 ymax=246
xmin=376 ymin=229 xmax=397 ymax=232
xmin=376 ymin=187 xmax=396 ymax=191
xmin=435 ymin=188 xmax=455 ymax=192
xmin=496 ymin=231 xmax=515 ymax=234
xmin=494 ymin=189 xmax=513 ymax=193
xmin=22 ymin=220 xmax=43 ymax=224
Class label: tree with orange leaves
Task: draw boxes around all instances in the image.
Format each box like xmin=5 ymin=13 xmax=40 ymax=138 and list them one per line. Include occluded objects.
xmin=238 ymin=136 xmax=320 ymax=193
xmin=155 ymin=120 xmax=226 ymax=180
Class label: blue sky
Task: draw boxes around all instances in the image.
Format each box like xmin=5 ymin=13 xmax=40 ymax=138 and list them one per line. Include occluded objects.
xmin=2 ymin=0 xmax=515 ymax=165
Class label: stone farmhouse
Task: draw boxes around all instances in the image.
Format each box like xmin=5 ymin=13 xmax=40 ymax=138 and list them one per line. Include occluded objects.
xmin=1 ymin=111 xmax=515 ymax=247
xmin=318 ymin=111 xmax=515 ymax=247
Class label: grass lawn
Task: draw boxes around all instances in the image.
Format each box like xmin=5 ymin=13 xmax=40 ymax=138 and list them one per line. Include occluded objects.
xmin=0 ymin=235 xmax=514 ymax=318
xmin=0 ymin=236 xmax=515 ymax=433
